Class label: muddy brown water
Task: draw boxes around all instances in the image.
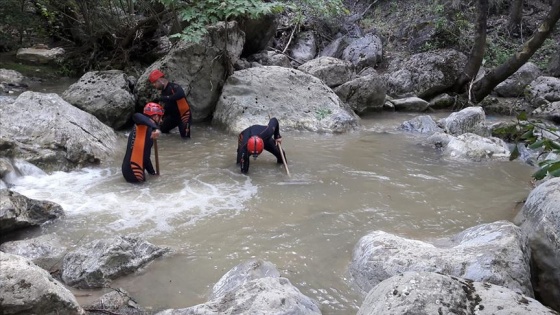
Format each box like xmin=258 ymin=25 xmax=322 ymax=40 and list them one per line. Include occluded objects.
xmin=7 ymin=112 xmax=534 ymax=314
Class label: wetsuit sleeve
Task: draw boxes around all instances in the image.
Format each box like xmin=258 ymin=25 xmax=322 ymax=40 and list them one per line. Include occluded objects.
xmin=132 ymin=113 xmax=160 ymax=129
xmin=237 ymin=129 xmax=250 ymax=174
xmin=269 ymin=117 xmax=281 ymax=140
xmin=159 ymin=83 xmax=186 ymax=102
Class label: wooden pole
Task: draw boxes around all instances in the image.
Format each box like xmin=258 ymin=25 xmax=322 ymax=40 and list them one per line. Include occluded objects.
xmin=277 ymin=143 xmax=290 ymax=177
xmin=154 ymin=139 xmax=160 ymax=175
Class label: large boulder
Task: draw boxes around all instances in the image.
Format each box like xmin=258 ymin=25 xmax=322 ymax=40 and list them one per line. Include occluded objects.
xmin=385 ymin=49 xmax=467 ymax=98
xmin=357 ymin=272 xmax=555 ymax=315
xmin=342 ymin=33 xmax=383 ymax=71
xmin=399 ymin=115 xmax=442 ymax=134
xmin=444 ymin=133 xmax=510 ymax=161
xmin=525 ymin=76 xmax=560 ymax=107
xmin=350 ymin=221 xmax=533 ymax=297
xmin=334 ymin=74 xmax=387 ymax=114
xmin=156 ymin=259 xmax=321 ymax=315
xmin=298 ymin=56 xmax=354 ymax=88
xmin=0 ymin=252 xmax=84 ymax=315
xmin=289 ymin=31 xmax=317 ymax=65
xmin=135 ymin=21 xmax=245 ymax=122
xmin=0 ymin=189 xmax=64 ymax=235
xmin=212 ymin=66 xmax=359 ymax=134
xmin=16 ymin=47 xmax=65 ymax=64
xmin=437 ymin=106 xmax=490 ymax=136
xmin=61 ymin=236 xmax=170 ymax=288
xmin=62 ymin=70 xmax=135 ymax=130
xmin=0 ymin=92 xmax=117 ymax=172
xmin=514 ymin=178 xmax=560 ymax=312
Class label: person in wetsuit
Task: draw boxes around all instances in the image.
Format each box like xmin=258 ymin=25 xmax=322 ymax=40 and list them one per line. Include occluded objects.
xmin=122 ymin=103 xmax=163 ymax=183
xmin=149 ymin=69 xmax=192 ymax=139
xmin=236 ymin=117 xmax=286 ymax=174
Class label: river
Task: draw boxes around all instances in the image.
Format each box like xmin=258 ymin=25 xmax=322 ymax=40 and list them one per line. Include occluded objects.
xmin=6 ymin=112 xmax=534 ymax=314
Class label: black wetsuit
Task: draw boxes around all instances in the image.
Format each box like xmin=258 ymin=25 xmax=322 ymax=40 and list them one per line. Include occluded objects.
xmin=122 ymin=113 xmax=159 ymax=183
xmin=236 ymin=117 xmax=286 ymax=174
xmin=158 ymin=82 xmax=192 ymax=138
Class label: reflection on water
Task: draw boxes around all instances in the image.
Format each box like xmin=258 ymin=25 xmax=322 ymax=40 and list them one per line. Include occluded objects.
xmin=7 ymin=112 xmax=534 ymax=314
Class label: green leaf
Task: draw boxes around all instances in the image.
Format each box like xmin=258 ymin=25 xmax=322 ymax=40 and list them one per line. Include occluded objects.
xmin=533 ymin=167 xmax=549 ymax=180
xmin=520 ymin=130 xmax=533 ymax=139
xmin=528 ymin=139 xmax=546 ymax=149
xmin=517 ymin=112 xmax=528 ymax=121
xmin=509 ymin=145 xmax=520 ymax=161
xmin=549 ymin=167 xmax=560 ymax=177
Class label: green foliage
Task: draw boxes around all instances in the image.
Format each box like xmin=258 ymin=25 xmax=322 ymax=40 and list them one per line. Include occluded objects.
xmin=157 ymin=0 xmax=284 ymax=43
xmin=156 ymin=0 xmax=347 ymax=43
xmin=495 ymin=112 xmax=560 ymax=180
xmin=485 ymin=36 xmax=517 ymax=67
xmin=530 ymin=38 xmax=558 ymax=70
xmin=0 ymin=0 xmax=44 ymax=49
xmin=419 ymin=4 xmax=472 ymax=52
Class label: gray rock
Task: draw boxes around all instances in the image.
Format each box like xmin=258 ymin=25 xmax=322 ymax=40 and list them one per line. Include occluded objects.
xmin=389 ymin=96 xmax=430 ymax=112
xmin=385 ymin=49 xmax=467 ymax=98
xmin=210 ymin=259 xmax=280 ymax=300
xmin=342 ymin=33 xmax=383 ymax=71
xmin=514 ymin=177 xmax=560 ymax=311
xmin=212 ymin=66 xmax=359 ymax=134
xmin=156 ymin=260 xmax=321 ymax=315
xmin=289 ymin=31 xmax=317 ymax=65
xmin=334 ymin=74 xmax=387 ymax=114
xmin=444 ymin=133 xmax=510 ymax=161
xmin=0 ymin=91 xmax=117 ymax=172
xmin=350 ymin=221 xmax=532 ymax=296
xmin=399 ymin=115 xmax=442 ymax=134
xmin=298 ymin=56 xmax=354 ymax=88
xmin=16 ymin=47 xmax=65 ymax=64
xmin=525 ymin=76 xmax=560 ymax=107
xmin=0 ymin=189 xmax=64 ymax=235
xmin=0 ymin=252 xmax=84 ymax=315
xmin=61 ymin=236 xmax=170 ymax=288
xmin=357 ymin=272 xmax=555 ymax=315
xmin=85 ymin=288 xmax=149 ymax=315
xmin=438 ymin=106 xmax=489 ymax=136
xmin=62 ymin=70 xmax=135 ymax=130
xmin=0 ymin=234 xmax=67 ymax=271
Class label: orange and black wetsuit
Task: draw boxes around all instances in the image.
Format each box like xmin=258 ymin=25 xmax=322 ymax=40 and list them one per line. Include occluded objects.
xmin=122 ymin=113 xmax=159 ymax=183
xmin=236 ymin=117 xmax=286 ymax=174
xmin=157 ymin=82 xmax=192 ymax=138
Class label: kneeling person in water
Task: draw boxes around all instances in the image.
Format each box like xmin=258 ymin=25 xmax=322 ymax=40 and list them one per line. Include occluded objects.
xmin=236 ymin=117 xmax=286 ymax=174
xmin=122 ymin=103 xmax=163 ymax=183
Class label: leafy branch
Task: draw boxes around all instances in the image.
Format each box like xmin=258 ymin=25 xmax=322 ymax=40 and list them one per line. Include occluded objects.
xmin=495 ymin=112 xmax=560 ymax=180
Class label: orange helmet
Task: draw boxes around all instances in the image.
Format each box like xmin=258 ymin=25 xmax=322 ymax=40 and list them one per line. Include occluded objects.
xmin=144 ymin=102 xmax=164 ymax=117
xmin=149 ymin=69 xmax=165 ymax=83
xmin=247 ymin=136 xmax=264 ymax=156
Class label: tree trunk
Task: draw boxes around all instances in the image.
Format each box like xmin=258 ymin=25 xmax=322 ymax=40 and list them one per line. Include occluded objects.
xmin=453 ymin=0 xmax=488 ymax=94
xmin=470 ymin=0 xmax=560 ymax=103
xmin=507 ymin=0 xmax=524 ymax=37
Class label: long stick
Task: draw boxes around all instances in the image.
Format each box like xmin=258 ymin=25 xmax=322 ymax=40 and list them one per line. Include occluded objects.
xmin=277 ymin=143 xmax=290 ymax=177
xmin=154 ymin=139 xmax=160 ymax=175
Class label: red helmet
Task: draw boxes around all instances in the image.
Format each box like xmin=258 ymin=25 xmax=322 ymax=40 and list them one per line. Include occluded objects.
xmin=149 ymin=69 xmax=165 ymax=83
xmin=247 ymin=136 xmax=264 ymax=156
xmin=144 ymin=102 xmax=164 ymax=117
